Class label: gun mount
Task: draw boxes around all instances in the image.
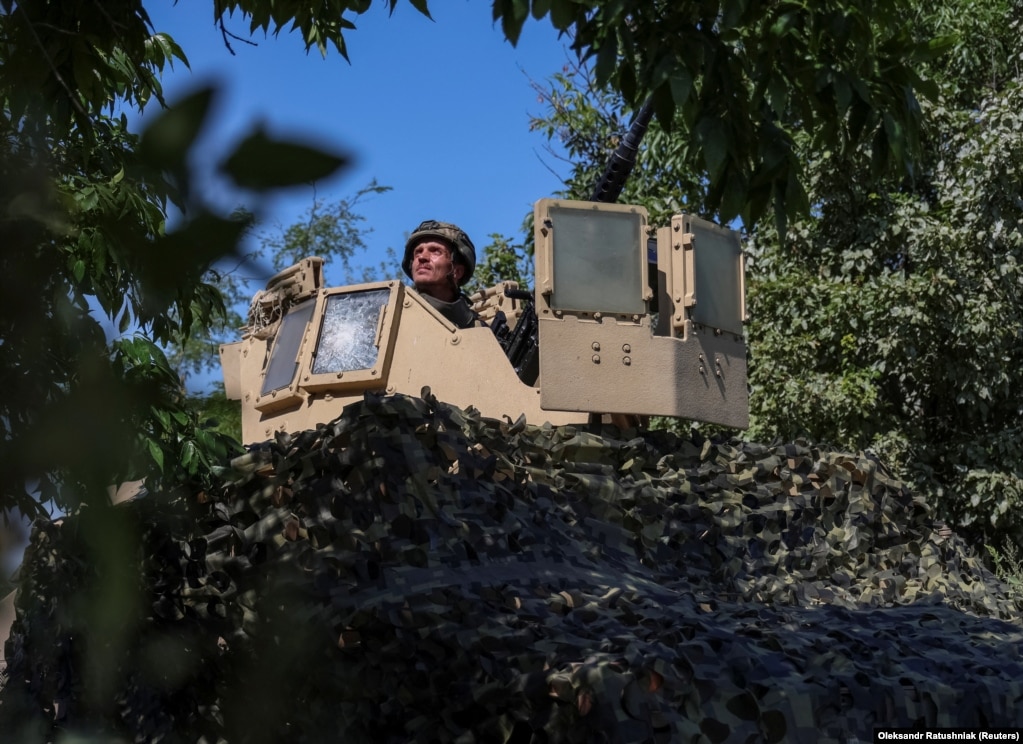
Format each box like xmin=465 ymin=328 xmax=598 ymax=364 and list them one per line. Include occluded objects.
xmin=590 ymin=97 xmax=656 ymax=204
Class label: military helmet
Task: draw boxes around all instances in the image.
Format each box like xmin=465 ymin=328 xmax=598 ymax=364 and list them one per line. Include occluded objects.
xmin=402 ymin=220 xmax=476 ymax=286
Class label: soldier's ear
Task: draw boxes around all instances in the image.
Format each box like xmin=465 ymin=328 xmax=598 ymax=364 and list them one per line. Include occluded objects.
xmin=452 ymin=263 xmax=465 ymax=284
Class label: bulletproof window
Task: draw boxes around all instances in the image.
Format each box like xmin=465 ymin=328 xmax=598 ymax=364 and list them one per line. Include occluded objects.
xmin=311 ymin=289 xmax=389 ymax=374
xmin=686 ymin=215 xmax=745 ymax=335
xmin=261 ymin=298 xmax=316 ymax=396
xmin=549 ymin=205 xmax=647 ymax=316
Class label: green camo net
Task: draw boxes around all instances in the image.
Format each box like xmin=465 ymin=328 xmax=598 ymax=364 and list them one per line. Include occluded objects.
xmin=2 ymin=391 xmax=1022 ymax=742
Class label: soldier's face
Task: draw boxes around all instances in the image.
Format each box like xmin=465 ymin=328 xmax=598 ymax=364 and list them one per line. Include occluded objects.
xmin=411 ymin=239 xmax=463 ymax=298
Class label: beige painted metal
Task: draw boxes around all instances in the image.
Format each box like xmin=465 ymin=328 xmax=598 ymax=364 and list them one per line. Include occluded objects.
xmin=467 ymin=280 xmax=526 ymax=328
xmin=383 ymin=291 xmax=581 ymax=426
xmin=533 ymin=199 xmax=749 ymax=428
xmin=221 ymin=279 xmax=585 ymax=444
xmin=535 ymin=316 xmax=748 ymax=427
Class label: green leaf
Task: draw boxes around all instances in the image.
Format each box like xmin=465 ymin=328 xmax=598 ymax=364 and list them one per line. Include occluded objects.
xmin=719 ymin=168 xmax=747 ymax=223
xmin=699 ymin=116 xmax=729 ymax=178
xmin=652 ymin=84 xmax=676 ymax=132
xmin=77 ymin=186 xmax=99 ymax=212
xmin=153 ymin=407 xmax=171 ymax=430
xmin=148 ymin=32 xmax=190 ymax=70
xmin=913 ymin=33 xmax=958 ymax=62
xmin=407 ymin=0 xmax=432 ymax=18
xmin=594 ymin=35 xmax=618 ymax=87
xmin=147 ymin=438 xmax=165 ymax=473
xmin=669 ymin=69 xmax=692 ymax=107
xmin=493 ymin=0 xmax=527 ymax=46
xmin=181 ymin=440 xmax=197 ymax=470
xmin=549 ymin=0 xmax=576 ymax=30
xmin=220 ymin=126 xmax=350 ymax=191
xmin=139 ymin=86 xmax=216 ymax=172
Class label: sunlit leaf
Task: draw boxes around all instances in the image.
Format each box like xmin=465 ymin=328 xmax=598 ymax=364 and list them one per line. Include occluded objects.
xmin=147 ymin=439 xmax=165 ymax=472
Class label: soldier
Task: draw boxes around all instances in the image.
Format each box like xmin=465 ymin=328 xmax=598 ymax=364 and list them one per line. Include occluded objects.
xmin=402 ymin=219 xmax=480 ymax=329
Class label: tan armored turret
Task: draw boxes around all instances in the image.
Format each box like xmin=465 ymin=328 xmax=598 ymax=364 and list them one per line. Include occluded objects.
xmin=219 ymin=198 xmax=749 ymax=443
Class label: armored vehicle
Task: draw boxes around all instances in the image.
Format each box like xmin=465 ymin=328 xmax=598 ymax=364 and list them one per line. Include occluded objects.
xmin=218 ymin=197 xmax=748 ymax=443
xmin=219 ymin=100 xmax=748 ymax=442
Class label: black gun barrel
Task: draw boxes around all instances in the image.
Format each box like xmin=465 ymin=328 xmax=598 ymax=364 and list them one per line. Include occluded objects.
xmin=590 ymin=97 xmax=655 ymax=204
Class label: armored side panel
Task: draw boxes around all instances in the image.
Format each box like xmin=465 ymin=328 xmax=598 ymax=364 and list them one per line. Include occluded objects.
xmin=221 ymin=279 xmax=585 ymax=444
xmin=533 ymin=199 xmax=749 ymax=428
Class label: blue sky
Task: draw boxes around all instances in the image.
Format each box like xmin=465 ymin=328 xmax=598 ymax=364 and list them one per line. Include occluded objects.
xmin=142 ymin=1 xmax=579 ymax=286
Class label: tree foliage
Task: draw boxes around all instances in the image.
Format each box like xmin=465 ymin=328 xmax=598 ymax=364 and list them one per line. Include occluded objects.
xmin=530 ymin=0 xmax=1023 ymax=550
xmin=257 ymin=182 xmax=394 ymax=281
xmin=469 ymin=232 xmax=534 ymax=295
xmin=0 ymin=1 xmax=375 ymax=519
xmin=746 ymin=0 xmax=1023 ymax=549
xmin=497 ymin=0 xmax=949 ymax=232
xmin=212 ymin=0 xmax=433 ymax=58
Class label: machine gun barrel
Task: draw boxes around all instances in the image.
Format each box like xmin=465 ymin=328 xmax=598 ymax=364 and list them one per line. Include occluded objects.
xmin=501 ymin=98 xmax=656 ymax=387
xmin=589 ymin=97 xmax=655 ymax=204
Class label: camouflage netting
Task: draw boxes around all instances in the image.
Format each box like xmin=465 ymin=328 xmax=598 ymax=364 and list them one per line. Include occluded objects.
xmin=2 ymin=391 xmax=1022 ymax=743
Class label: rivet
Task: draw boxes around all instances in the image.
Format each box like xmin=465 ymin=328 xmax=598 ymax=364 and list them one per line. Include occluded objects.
xmin=622 ymin=344 xmax=631 ymax=353
xmin=592 ymin=355 xmax=601 ymax=364
xmin=623 ymin=356 xmax=632 ymax=366
xmin=592 ymin=342 xmax=601 ymax=352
